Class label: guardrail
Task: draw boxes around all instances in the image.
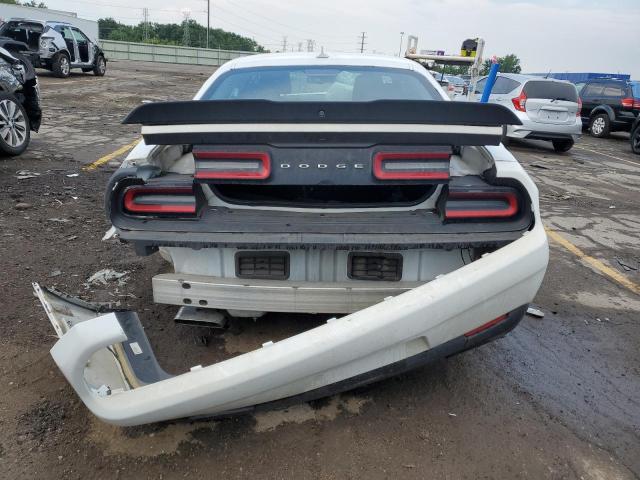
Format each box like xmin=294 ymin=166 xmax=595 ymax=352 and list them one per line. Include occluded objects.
xmin=99 ymin=39 xmax=256 ymax=67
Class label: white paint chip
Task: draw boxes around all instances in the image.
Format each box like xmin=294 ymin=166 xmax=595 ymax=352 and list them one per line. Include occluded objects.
xmin=129 ymin=342 xmax=142 ymax=355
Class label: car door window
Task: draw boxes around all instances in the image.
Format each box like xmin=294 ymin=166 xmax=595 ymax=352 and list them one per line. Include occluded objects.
xmin=474 ymin=78 xmax=487 ymax=94
xmin=492 ymin=77 xmax=521 ymax=94
xmin=71 ymin=28 xmax=89 ymax=43
xmin=582 ymin=84 xmax=603 ymax=98
xmin=602 ymin=83 xmax=624 ymax=98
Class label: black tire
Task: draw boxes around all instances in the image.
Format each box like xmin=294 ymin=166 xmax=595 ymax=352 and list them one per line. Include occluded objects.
xmin=552 ymin=139 xmax=574 ymax=153
xmin=0 ymin=93 xmax=30 ymax=156
xmin=631 ymin=125 xmax=640 ymax=155
xmin=93 ymin=55 xmax=106 ymax=77
xmin=52 ymin=52 xmax=70 ymax=78
xmin=589 ymin=113 xmax=610 ymax=138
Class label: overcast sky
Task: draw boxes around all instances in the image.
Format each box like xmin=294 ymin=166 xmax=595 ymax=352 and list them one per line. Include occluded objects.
xmin=43 ymin=0 xmax=640 ymax=78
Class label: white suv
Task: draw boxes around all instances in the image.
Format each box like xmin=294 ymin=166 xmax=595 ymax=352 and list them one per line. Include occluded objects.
xmin=476 ymin=73 xmax=582 ymax=152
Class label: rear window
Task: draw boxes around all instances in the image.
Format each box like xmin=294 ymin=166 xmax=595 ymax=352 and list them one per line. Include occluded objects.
xmin=202 ymin=66 xmax=441 ymax=102
xmin=630 ymin=82 xmax=640 ymax=98
xmin=523 ymin=81 xmax=578 ymax=102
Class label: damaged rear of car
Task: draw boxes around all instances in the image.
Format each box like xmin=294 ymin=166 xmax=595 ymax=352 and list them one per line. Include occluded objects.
xmin=0 ymin=46 xmax=40 ymax=155
xmin=35 ymin=54 xmax=548 ymax=426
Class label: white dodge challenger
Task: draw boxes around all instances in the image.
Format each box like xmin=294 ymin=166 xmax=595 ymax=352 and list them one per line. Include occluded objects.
xmin=35 ymin=52 xmax=549 ymax=426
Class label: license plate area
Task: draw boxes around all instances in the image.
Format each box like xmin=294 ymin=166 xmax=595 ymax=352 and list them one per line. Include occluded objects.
xmin=538 ymin=109 xmax=569 ymax=122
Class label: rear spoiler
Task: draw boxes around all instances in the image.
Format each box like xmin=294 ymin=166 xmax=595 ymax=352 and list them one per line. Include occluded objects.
xmin=123 ymin=100 xmax=521 ymax=146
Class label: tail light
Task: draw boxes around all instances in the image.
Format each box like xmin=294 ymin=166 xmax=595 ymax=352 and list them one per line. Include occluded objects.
xmin=193 ymin=151 xmax=270 ymax=180
xmin=123 ymin=186 xmax=196 ymax=215
xmin=464 ymin=314 xmax=509 ymax=337
xmin=373 ymin=151 xmax=451 ymax=180
xmin=511 ymin=91 xmax=527 ymax=112
xmin=576 ymin=97 xmax=582 ymax=117
xmin=621 ymin=97 xmax=634 ymax=109
xmin=634 ymin=99 xmax=640 ymax=110
xmin=444 ymin=190 xmax=519 ymax=220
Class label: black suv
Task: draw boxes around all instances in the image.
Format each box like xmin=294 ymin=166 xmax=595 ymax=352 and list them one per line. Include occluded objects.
xmin=576 ymin=79 xmax=640 ymax=138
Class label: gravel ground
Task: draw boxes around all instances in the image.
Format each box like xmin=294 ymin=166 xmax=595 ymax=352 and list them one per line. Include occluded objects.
xmin=0 ymin=61 xmax=638 ymax=480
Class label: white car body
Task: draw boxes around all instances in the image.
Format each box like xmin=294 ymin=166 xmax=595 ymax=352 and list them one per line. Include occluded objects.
xmin=476 ymin=73 xmax=582 ymax=150
xmin=36 ymin=53 xmax=549 ymax=426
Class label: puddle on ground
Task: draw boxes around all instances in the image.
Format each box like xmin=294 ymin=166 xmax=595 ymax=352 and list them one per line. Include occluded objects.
xmin=562 ymin=291 xmax=640 ymax=312
xmin=88 ymin=418 xmax=216 ymax=458
xmin=253 ymin=394 xmax=371 ymax=433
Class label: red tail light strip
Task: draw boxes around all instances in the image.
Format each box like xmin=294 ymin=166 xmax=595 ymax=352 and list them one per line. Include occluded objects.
xmin=621 ymin=97 xmax=634 ymax=109
xmin=445 ymin=191 xmax=519 ymax=219
xmin=123 ymin=186 xmax=196 ymax=214
xmin=464 ymin=314 xmax=509 ymax=337
xmin=194 ymin=151 xmax=271 ymax=180
xmin=373 ymin=152 xmax=451 ymax=180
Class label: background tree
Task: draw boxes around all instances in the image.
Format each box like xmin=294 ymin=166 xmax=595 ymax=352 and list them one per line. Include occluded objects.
xmin=480 ymin=53 xmax=522 ymax=75
xmin=0 ymin=0 xmax=47 ymax=6
xmin=98 ymin=18 xmax=267 ymax=52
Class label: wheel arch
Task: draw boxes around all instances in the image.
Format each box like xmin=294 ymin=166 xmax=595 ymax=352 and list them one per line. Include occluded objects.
xmin=590 ymin=105 xmax=615 ymax=122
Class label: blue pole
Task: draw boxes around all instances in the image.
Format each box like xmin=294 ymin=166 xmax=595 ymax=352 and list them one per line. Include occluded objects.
xmin=480 ymin=62 xmax=501 ymax=103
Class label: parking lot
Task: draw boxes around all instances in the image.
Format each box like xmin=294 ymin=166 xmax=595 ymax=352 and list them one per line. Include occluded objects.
xmin=0 ymin=61 xmax=638 ymax=479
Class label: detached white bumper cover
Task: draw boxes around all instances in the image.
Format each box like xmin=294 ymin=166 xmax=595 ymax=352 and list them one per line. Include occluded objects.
xmin=35 ymin=222 xmax=547 ymax=426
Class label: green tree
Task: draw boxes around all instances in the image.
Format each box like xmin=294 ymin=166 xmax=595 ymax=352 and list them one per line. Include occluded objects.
xmin=0 ymin=0 xmax=47 ymax=6
xmin=431 ymin=64 xmax=470 ymax=76
xmin=98 ymin=17 xmax=267 ymax=52
xmin=480 ymin=53 xmax=522 ymax=76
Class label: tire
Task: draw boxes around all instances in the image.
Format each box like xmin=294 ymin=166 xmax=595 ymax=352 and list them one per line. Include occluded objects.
xmin=552 ymin=139 xmax=574 ymax=153
xmin=52 ymin=52 xmax=70 ymax=78
xmin=93 ymin=55 xmax=106 ymax=77
xmin=589 ymin=113 xmax=610 ymax=138
xmin=0 ymin=93 xmax=30 ymax=156
xmin=631 ymin=126 xmax=640 ymax=155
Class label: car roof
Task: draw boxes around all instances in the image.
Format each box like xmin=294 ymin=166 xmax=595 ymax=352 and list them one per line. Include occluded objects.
xmin=583 ymin=78 xmax=629 ymax=84
xmin=223 ymin=52 xmax=423 ymax=72
xmin=5 ymin=18 xmax=45 ymax=25
xmin=488 ymin=72 xmax=575 ymax=85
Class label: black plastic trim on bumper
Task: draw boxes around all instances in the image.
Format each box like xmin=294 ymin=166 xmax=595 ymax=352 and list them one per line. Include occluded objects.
xmin=212 ymin=304 xmax=529 ymax=418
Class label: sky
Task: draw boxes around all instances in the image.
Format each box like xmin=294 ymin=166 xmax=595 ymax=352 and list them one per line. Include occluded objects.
xmin=42 ymin=0 xmax=640 ymax=78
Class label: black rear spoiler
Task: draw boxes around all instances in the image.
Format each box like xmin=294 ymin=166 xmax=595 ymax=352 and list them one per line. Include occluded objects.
xmin=123 ymin=100 xmax=521 ymax=146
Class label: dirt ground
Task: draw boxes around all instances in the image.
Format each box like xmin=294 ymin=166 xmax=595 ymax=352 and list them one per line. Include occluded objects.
xmin=0 ymin=61 xmax=638 ymax=480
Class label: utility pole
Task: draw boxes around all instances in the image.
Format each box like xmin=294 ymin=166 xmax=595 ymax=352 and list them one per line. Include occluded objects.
xmin=306 ymin=39 xmax=315 ymax=52
xmin=359 ymin=32 xmax=366 ymax=53
xmin=181 ymin=9 xmax=191 ymax=47
xmin=142 ymin=7 xmax=149 ymax=42
xmin=281 ymin=36 xmax=287 ymax=52
xmin=206 ymin=0 xmax=210 ymax=49
xmin=398 ymin=31 xmax=405 ymax=56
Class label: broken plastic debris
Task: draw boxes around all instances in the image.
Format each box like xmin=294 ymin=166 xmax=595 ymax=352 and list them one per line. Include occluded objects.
xmin=15 ymin=170 xmax=40 ymax=179
xmin=448 ymin=412 xmax=457 ymax=417
xmin=102 ymin=226 xmax=117 ymax=241
xmin=526 ymin=307 xmax=544 ymax=318
xmin=66 ymin=173 xmax=79 ymax=178
xmin=87 ymin=269 xmax=128 ymax=285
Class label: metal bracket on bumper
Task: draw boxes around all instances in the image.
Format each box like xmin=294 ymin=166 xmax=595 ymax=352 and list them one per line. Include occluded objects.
xmin=34 ymin=222 xmax=548 ymax=426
